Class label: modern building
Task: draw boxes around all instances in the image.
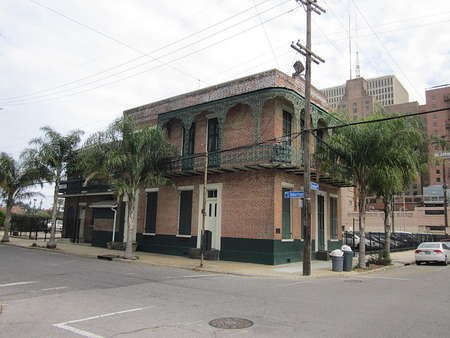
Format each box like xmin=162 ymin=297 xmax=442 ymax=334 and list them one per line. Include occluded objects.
xmin=321 ymin=75 xmax=409 ymax=112
xmin=60 ymin=69 xmax=351 ymax=265
xmin=420 ymin=84 xmax=450 ymax=187
xmin=321 ymin=75 xmax=422 ymax=196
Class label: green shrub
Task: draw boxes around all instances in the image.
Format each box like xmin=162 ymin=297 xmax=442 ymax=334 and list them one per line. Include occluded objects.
xmin=0 ymin=210 xmax=4 ymax=227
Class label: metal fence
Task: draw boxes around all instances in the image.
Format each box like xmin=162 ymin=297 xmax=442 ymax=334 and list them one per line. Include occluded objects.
xmin=343 ymin=231 xmax=448 ymax=252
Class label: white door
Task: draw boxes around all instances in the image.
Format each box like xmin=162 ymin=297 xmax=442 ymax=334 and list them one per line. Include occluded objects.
xmin=78 ymin=206 xmax=86 ymax=242
xmin=206 ymin=189 xmax=219 ymax=249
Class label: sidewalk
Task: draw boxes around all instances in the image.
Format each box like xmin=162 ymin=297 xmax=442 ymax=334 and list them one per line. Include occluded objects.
xmin=0 ymin=234 xmax=415 ymax=279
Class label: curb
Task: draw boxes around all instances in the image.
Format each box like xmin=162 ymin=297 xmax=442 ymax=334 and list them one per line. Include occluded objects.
xmin=1 ymin=241 xmax=414 ymax=280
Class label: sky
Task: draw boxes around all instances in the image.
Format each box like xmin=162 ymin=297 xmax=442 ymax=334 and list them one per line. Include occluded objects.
xmin=1 ymin=0 xmax=450 ymax=207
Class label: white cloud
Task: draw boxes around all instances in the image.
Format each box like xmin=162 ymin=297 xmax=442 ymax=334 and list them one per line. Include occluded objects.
xmin=1 ymin=0 xmax=450 ymax=207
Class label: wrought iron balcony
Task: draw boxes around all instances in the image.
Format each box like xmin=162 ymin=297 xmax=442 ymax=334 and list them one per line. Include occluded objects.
xmin=58 ymin=178 xmax=113 ymax=195
xmin=167 ymin=143 xmax=304 ymax=175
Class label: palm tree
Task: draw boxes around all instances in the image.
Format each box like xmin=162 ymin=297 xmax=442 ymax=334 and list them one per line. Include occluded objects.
xmin=0 ymin=153 xmax=43 ymax=242
xmin=315 ymin=116 xmax=399 ymax=268
xmin=23 ymin=127 xmax=83 ymax=249
xmin=368 ymin=116 xmax=426 ymax=264
xmin=79 ymin=116 xmax=174 ymax=259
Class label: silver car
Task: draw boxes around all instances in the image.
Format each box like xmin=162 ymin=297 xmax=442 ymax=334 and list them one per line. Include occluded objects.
xmin=415 ymin=242 xmax=449 ymax=265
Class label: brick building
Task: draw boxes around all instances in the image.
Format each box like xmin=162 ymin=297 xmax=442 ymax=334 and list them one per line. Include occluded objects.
xmin=421 ymin=84 xmax=450 ymax=187
xmin=61 ymin=69 xmax=351 ymax=265
xmin=321 ymin=74 xmax=409 ymax=112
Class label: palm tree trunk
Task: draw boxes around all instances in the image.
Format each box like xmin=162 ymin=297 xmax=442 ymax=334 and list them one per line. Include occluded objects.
xmin=124 ymin=193 xmax=135 ymax=259
xmin=358 ymin=186 xmax=367 ymax=269
xmin=383 ymin=198 xmax=392 ymax=265
xmin=1 ymin=204 xmax=12 ymax=242
xmin=47 ymin=175 xmax=60 ymax=249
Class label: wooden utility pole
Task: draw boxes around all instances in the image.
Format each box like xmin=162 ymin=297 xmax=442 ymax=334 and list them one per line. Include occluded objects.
xmin=291 ymin=0 xmax=325 ymax=276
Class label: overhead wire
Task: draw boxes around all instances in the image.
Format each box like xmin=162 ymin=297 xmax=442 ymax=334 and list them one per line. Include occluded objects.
xmin=350 ymin=0 xmax=424 ymax=101
xmin=27 ymin=0 xmax=205 ymax=85
xmin=1 ymin=0 xmax=287 ymax=105
xmin=2 ymin=3 xmax=299 ymax=107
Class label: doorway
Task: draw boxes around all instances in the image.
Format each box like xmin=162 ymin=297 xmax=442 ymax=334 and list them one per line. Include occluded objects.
xmin=317 ymin=195 xmax=325 ymax=251
xmin=198 ymin=184 xmax=222 ymax=251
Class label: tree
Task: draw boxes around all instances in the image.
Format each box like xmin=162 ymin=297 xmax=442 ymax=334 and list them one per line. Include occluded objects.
xmin=79 ymin=116 xmax=174 ymax=259
xmin=23 ymin=127 xmax=83 ymax=249
xmin=0 ymin=153 xmax=43 ymax=242
xmin=315 ymin=116 xmax=402 ymax=268
xmin=368 ymin=117 xmax=427 ymax=264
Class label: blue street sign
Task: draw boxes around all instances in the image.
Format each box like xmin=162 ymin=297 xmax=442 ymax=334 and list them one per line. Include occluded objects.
xmin=284 ymin=191 xmax=304 ymax=199
xmin=311 ymin=181 xmax=319 ymax=190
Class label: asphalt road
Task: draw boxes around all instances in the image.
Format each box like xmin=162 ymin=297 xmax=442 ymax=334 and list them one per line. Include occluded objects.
xmin=0 ymin=244 xmax=449 ymax=338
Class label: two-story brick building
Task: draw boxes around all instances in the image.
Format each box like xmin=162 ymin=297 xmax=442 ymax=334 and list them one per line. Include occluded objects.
xmin=61 ymin=69 xmax=351 ymax=264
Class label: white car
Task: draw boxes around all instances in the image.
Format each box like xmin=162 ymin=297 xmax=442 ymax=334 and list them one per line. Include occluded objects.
xmin=47 ymin=220 xmax=63 ymax=231
xmin=415 ymin=242 xmax=449 ymax=265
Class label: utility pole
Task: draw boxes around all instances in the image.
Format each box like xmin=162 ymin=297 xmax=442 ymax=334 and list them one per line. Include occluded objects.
xmin=291 ymin=0 xmax=325 ymax=276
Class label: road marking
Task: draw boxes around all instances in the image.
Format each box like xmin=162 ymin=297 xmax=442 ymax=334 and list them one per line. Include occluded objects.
xmin=40 ymin=286 xmax=68 ymax=291
xmin=53 ymin=324 xmax=103 ymax=338
xmin=53 ymin=307 xmax=150 ymax=338
xmin=0 ymin=281 xmax=37 ymax=288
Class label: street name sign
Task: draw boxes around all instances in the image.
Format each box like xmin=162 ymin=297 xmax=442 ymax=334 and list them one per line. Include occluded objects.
xmin=311 ymin=182 xmax=319 ymax=190
xmin=284 ymin=191 xmax=305 ymax=199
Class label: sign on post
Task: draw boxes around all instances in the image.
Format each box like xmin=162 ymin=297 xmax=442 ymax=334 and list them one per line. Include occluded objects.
xmin=310 ymin=182 xmax=319 ymax=190
xmin=284 ymin=191 xmax=305 ymax=199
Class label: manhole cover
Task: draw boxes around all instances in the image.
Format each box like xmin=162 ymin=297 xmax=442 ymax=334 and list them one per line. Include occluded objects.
xmin=209 ymin=317 xmax=254 ymax=329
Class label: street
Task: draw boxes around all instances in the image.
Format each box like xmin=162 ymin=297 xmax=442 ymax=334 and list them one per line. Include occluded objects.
xmin=0 ymin=244 xmax=449 ymax=338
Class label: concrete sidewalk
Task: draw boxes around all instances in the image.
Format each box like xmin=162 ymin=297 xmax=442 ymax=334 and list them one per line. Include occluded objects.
xmin=0 ymin=234 xmax=415 ymax=279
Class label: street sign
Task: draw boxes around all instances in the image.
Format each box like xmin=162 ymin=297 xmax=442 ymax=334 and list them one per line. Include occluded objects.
xmin=284 ymin=191 xmax=304 ymax=199
xmin=311 ymin=182 xmax=319 ymax=190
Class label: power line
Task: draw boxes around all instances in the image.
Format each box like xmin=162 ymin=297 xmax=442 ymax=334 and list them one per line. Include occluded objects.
xmin=2 ymin=4 xmax=298 ymax=106
xmin=309 ymin=107 xmax=449 ymax=132
xmin=1 ymin=0 xmax=282 ymax=104
xmin=28 ymin=0 xmax=205 ymax=85
xmin=351 ymin=0 xmax=423 ymax=101
xmin=252 ymin=0 xmax=280 ymax=67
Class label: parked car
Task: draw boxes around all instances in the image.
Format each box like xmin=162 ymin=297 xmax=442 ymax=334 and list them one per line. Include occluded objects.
xmin=344 ymin=232 xmax=360 ymax=247
xmin=47 ymin=220 xmax=63 ymax=231
xmin=415 ymin=242 xmax=449 ymax=265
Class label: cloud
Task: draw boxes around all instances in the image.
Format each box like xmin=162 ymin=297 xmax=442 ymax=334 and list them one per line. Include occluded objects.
xmin=1 ymin=0 xmax=450 ymax=207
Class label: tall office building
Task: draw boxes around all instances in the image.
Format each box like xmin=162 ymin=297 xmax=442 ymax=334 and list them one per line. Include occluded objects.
xmin=321 ymin=75 xmax=409 ymax=114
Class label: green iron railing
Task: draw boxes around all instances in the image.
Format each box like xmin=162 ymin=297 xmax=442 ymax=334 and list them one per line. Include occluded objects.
xmin=168 ymin=143 xmax=304 ymax=173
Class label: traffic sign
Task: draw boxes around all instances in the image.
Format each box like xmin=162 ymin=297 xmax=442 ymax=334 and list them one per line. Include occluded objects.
xmin=284 ymin=191 xmax=304 ymax=199
xmin=311 ymin=182 xmax=319 ymax=190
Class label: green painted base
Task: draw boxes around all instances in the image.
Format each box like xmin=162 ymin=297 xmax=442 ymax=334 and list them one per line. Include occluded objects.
xmin=133 ymin=235 xmax=342 ymax=265
xmin=91 ymin=230 xmax=122 ymax=248
xmin=136 ymin=233 xmax=197 ymax=257
xmin=220 ymin=238 xmax=317 ymax=265
xmin=327 ymin=240 xmax=343 ymax=251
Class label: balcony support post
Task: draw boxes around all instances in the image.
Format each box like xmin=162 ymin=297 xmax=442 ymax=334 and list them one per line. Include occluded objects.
xmin=249 ymin=98 xmax=263 ymax=143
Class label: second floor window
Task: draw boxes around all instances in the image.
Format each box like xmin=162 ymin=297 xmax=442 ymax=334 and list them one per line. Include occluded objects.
xmin=208 ymin=118 xmax=219 ymax=152
xmin=283 ymin=111 xmax=292 ymax=145
xmin=183 ymin=123 xmax=195 ymax=155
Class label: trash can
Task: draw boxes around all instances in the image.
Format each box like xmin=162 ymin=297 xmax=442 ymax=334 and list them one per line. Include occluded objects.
xmin=341 ymin=245 xmax=353 ymax=272
xmin=329 ymin=249 xmax=344 ymax=272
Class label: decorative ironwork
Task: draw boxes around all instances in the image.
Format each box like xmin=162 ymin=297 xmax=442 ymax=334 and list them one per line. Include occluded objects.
xmin=167 ymin=143 xmax=302 ymax=174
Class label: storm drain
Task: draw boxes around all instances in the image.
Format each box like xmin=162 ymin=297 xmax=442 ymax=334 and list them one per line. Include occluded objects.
xmin=209 ymin=317 xmax=254 ymax=329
